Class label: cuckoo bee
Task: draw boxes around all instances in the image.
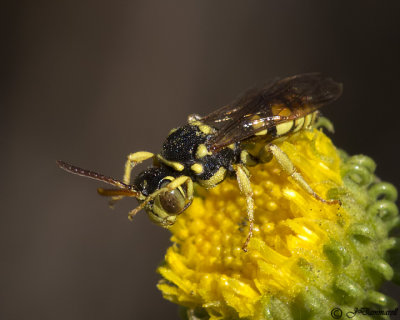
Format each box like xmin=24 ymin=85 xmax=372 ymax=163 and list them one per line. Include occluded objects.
xmin=57 ymin=73 xmax=342 ymax=251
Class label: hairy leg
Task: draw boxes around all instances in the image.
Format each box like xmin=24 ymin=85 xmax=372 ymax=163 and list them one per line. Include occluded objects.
xmin=233 ymin=164 xmax=255 ymax=252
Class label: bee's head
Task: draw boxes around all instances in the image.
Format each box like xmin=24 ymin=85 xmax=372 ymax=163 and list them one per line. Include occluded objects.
xmin=134 ymin=167 xmax=193 ymax=228
xmin=56 ymin=160 xmax=193 ymax=228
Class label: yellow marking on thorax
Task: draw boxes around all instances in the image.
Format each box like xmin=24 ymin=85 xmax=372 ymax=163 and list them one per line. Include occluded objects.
xmin=190 ymin=121 xmax=202 ymax=126
xmin=156 ymin=155 xmax=185 ymax=171
xmin=168 ymin=128 xmax=177 ymax=135
xmin=198 ymin=167 xmax=227 ymax=189
xmin=196 ymin=144 xmax=212 ymax=159
xmin=190 ymin=163 xmax=204 ymax=174
xmin=190 ymin=121 xmax=215 ymax=135
xmin=199 ymin=124 xmax=214 ymax=135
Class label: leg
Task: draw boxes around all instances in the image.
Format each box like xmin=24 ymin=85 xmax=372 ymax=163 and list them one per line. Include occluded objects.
xmin=268 ymin=144 xmax=340 ymax=205
xmin=122 ymin=151 xmax=154 ymax=185
xmin=110 ymin=151 xmax=154 ymax=205
xmin=128 ymin=175 xmax=193 ymax=221
xmin=233 ymin=164 xmax=255 ymax=252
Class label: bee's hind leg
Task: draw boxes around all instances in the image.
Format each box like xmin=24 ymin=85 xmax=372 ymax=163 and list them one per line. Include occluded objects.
xmin=267 ymin=144 xmax=340 ymax=205
xmin=233 ymin=164 xmax=255 ymax=252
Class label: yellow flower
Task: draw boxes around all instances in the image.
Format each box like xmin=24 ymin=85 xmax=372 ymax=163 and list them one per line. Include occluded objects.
xmin=157 ymin=128 xmax=399 ymax=320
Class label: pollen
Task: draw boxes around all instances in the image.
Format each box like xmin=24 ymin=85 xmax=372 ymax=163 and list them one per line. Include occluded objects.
xmin=157 ymin=129 xmax=399 ymax=319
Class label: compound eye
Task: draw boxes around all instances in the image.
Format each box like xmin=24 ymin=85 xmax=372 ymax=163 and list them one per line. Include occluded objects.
xmin=157 ymin=188 xmax=186 ymax=215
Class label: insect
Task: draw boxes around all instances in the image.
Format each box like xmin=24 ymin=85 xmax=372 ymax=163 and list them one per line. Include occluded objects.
xmin=57 ymin=73 xmax=342 ymax=251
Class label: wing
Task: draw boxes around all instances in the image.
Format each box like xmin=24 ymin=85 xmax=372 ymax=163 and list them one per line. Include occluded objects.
xmin=201 ymin=73 xmax=342 ymax=151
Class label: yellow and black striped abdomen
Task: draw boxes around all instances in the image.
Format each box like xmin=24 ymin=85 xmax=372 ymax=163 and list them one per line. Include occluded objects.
xmin=252 ymin=110 xmax=319 ymax=140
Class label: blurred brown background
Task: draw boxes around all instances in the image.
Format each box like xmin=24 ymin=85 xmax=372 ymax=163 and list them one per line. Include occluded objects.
xmin=2 ymin=1 xmax=400 ymax=319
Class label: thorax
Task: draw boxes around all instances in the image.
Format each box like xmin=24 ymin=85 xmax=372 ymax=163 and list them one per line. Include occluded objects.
xmin=158 ymin=124 xmax=239 ymax=188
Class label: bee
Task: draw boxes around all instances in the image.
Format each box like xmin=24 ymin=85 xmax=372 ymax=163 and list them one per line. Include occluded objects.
xmin=57 ymin=73 xmax=342 ymax=251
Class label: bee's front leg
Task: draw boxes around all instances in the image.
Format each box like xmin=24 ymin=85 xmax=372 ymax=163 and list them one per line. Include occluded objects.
xmin=110 ymin=151 xmax=155 ymax=206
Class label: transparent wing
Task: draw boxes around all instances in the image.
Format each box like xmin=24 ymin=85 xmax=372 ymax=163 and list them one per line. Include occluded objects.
xmin=201 ymin=73 xmax=342 ymax=151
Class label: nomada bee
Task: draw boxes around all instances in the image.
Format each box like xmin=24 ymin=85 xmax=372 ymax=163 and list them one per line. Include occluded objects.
xmin=57 ymin=73 xmax=342 ymax=251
